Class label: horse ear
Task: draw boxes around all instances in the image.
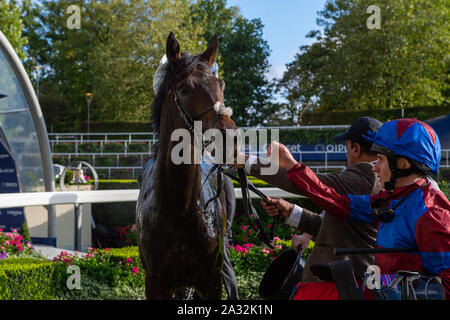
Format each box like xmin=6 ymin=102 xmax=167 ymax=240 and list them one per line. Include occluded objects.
xmin=201 ymin=35 xmax=219 ymax=67
xmin=166 ymin=32 xmax=180 ymax=64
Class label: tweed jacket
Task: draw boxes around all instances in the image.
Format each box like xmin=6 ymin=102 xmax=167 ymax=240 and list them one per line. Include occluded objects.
xmin=249 ymin=158 xmax=381 ymax=282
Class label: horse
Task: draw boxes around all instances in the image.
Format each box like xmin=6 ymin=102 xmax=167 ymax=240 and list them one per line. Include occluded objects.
xmin=136 ymin=32 xmax=237 ymax=300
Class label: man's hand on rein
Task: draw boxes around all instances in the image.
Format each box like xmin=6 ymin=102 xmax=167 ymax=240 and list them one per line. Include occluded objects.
xmin=262 ymin=196 xmax=294 ymax=219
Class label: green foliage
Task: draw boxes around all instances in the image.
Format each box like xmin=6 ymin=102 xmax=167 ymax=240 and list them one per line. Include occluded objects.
xmin=279 ymin=0 xmax=449 ymax=122
xmin=301 ymin=105 xmax=450 ymax=125
xmin=0 ymin=0 xmax=27 ymax=60
xmin=53 ymin=143 xmax=76 ymax=153
xmin=19 ymin=222 xmax=31 ymax=244
xmin=97 ymin=179 xmax=138 ymax=190
xmin=0 ymin=258 xmax=58 ymax=299
xmin=220 ymin=16 xmax=277 ymax=126
xmin=438 ymin=181 xmax=449 ymax=199
xmin=234 ymin=271 xmax=265 ymax=300
xmin=25 ymin=0 xmax=205 ymax=131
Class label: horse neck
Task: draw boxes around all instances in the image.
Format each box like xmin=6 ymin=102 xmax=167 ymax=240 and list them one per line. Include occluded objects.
xmin=156 ymin=113 xmax=201 ymax=214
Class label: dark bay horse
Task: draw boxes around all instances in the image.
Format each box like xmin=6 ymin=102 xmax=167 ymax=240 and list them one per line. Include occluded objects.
xmin=136 ymin=32 xmax=237 ymax=299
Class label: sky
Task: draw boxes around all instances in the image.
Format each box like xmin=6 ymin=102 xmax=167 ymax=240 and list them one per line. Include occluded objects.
xmin=227 ymin=0 xmax=327 ymax=80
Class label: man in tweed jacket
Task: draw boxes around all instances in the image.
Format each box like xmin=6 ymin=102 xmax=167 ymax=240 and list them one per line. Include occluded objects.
xmin=244 ymin=117 xmax=382 ymax=282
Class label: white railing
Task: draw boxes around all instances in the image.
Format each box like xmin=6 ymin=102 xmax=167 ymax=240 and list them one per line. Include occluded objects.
xmin=48 ymin=132 xmax=450 ymax=180
xmin=0 ymin=188 xmax=303 ymax=209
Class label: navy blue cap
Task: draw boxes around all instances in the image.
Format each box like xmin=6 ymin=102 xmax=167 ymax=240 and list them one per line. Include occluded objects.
xmin=333 ymin=117 xmax=382 ymax=145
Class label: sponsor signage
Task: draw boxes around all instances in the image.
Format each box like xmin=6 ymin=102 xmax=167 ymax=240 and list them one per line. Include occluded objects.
xmin=0 ymin=138 xmax=25 ymax=232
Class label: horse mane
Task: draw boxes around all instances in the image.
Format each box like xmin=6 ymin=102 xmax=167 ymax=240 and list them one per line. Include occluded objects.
xmin=151 ymin=53 xmax=211 ymax=134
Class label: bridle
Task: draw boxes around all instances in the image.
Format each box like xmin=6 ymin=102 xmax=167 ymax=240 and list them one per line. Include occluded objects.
xmin=169 ymin=79 xmax=279 ymax=248
xmin=169 ymin=80 xmax=231 ymax=137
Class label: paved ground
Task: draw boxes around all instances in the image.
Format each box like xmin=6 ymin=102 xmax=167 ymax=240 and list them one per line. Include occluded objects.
xmin=33 ymin=245 xmax=87 ymax=260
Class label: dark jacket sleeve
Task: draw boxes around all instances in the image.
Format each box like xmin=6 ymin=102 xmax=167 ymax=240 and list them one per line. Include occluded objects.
xmin=298 ymin=209 xmax=324 ymax=237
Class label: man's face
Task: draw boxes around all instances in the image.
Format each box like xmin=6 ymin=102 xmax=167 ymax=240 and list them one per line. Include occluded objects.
xmin=345 ymin=140 xmax=357 ymax=166
xmin=373 ymin=154 xmax=391 ymax=185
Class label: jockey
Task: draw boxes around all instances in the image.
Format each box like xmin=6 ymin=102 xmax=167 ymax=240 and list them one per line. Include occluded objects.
xmin=271 ymin=118 xmax=450 ymax=299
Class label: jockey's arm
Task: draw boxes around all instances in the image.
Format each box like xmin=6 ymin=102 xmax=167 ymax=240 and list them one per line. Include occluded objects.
xmin=286 ymin=163 xmax=375 ymax=223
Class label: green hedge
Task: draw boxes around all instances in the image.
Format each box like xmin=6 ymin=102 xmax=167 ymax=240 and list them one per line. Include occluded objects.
xmin=301 ymin=105 xmax=449 ymax=125
xmin=0 ymin=247 xmax=145 ymax=300
xmin=0 ymin=245 xmax=290 ymax=300
xmin=51 ymin=106 xmax=448 ymax=132
xmin=0 ymin=258 xmax=59 ymax=299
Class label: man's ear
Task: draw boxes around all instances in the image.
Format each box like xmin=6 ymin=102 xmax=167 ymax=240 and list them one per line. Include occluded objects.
xmin=353 ymin=142 xmax=362 ymax=156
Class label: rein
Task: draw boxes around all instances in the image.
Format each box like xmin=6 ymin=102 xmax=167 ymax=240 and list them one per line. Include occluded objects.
xmin=197 ymin=164 xmax=280 ymax=249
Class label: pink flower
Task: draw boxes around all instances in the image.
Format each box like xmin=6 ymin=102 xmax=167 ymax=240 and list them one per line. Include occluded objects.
xmin=243 ymin=243 xmax=254 ymax=249
xmin=132 ymin=267 xmax=139 ymax=274
xmin=131 ymin=224 xmax=137 ymax=232
xmin=261 ymin=248 xmax=271 ymax=255
xmin=273 ymin=237 xmax=281 ymax=242
xmin=125 ymin=257 xmax=132 ymax=264
xmin=240 ymin=225 xmax=247 ymax=231
xmin=26 ymin=241 xmax=32 ymax=248
xmin=105 ymin=248 xmax=109 ymax=252
xmin=11 ymin=229 xmax=17 ymax=233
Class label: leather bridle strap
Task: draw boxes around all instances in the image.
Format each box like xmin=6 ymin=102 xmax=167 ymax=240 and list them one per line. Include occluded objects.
xmin=237 ymin=168 xmax=278 ymax=249
xmin=224 ymin=170 xmax=281 ymax=247
xmin=170 ymin=81 xmax=217 ymax=133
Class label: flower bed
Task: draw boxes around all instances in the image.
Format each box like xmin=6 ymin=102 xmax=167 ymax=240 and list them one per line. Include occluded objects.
xmin=0 ymin=224 xmax=310 ymax=300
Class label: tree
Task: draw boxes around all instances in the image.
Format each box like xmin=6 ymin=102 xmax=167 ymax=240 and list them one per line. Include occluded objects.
xmin=279 ymin=0 xmax=450 ymax=122
xmin=221 ymin=16 xmax=277 ymax=126
xmin=191 ymin=0 xmax=277 ymax=126
xmin=0 ymin=0 xmax=27 ymax=60
xmin=22 ymin=0 xmax=205 ymax=130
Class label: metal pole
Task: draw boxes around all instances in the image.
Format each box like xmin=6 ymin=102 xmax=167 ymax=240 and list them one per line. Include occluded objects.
xmin=87 ymin=100 xmax=91 ymax=137
xmin=74 ymin=204 xmax=82 ymax=251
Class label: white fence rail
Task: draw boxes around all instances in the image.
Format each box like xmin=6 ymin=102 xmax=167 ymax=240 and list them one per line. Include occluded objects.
xmin=48 ymin=132 xmax=450 ymax=180
xmin=0 ymin=188 xmax=303 ymax=209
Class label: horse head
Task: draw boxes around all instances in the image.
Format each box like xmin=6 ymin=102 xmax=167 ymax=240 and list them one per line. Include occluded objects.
xmin=153 ymin=32 xmax=238 ymax=163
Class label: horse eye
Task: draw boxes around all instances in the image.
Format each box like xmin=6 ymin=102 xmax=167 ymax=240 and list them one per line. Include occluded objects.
xmin=178 ymin=85 xmax=190 ymax=96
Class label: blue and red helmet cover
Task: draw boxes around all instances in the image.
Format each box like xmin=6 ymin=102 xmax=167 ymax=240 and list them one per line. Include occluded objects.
xmin=366 ymin=118 xmax=441 ymax=173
